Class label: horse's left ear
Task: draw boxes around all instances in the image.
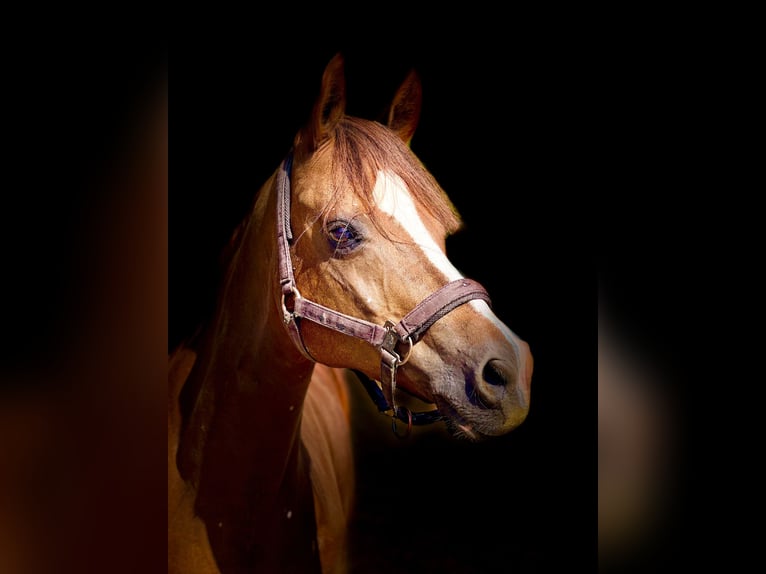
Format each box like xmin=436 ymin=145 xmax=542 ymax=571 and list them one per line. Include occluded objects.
xmin=387 ymin=69 xmax=422 ymax=146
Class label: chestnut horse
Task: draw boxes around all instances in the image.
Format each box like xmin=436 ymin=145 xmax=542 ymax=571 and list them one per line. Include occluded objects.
xmin=168 ymin=54 xmax=533 ymax=574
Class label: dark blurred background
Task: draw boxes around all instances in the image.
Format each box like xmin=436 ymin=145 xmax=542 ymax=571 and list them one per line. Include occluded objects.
xmin=1 ymin=19 xmax=168 ymax=574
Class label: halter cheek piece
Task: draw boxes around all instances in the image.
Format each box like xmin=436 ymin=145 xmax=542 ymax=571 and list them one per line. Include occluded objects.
xmin=276 ymin=152 xmax=492 ymax=437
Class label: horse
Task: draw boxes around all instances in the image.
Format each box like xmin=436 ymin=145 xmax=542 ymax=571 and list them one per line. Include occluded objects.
xmin=168 ymin=53 xmax=534 ymax=574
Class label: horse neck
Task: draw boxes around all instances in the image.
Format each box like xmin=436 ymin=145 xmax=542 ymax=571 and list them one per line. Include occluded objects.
xmin=177 ymin=171 xmax=316 ymax=510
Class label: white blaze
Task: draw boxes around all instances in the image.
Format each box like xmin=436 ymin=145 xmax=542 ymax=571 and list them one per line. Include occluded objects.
xmin=372 ymin=170 xmax=461 ymax=282
xmin=372 ymin=170 xmax=520 ymax=350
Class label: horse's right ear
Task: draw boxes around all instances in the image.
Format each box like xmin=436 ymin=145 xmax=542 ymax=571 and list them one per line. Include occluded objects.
xmin=387 ymin=69 xmax=422 ymax=146
xmin=295 ymin=53 xmax=346 ymax=155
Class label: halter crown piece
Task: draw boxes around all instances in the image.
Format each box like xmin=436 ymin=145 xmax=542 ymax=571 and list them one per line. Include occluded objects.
xmin=276 ymin=151 xmax=492 ymax=437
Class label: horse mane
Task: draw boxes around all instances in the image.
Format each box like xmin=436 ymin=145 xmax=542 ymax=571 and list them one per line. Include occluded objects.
xmin=314 ymin=116 xmax=463 ymax=237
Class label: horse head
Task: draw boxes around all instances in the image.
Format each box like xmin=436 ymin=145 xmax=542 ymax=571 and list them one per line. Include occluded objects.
xmin=279 ymin=54 xmax=533 ymax=439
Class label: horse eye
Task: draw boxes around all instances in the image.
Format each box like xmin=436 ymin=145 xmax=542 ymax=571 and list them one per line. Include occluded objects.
xmin=326 ymin=220 xmax=361 ymax=254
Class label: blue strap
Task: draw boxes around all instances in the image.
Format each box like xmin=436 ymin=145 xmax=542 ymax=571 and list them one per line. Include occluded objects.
xmin=351 ymin=370 xmax=443 ymax=426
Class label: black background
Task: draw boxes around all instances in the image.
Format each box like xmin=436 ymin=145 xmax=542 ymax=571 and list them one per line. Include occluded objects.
xmin=171 ymin=33 xmax=595 ymax=572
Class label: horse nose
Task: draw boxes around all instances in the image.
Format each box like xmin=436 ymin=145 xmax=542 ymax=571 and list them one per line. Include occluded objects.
xmin=476 ymin=341 xmax=533 ymax=409
xmin=476 ymin=359 xmax=515 ymax=407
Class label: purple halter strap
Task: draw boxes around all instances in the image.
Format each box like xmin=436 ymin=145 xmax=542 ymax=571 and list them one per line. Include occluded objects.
xmin=276 ymin=151 xmax=492 ymax=434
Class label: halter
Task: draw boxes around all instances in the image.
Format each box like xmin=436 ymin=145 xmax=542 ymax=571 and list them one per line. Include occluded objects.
xmin=276 ymin=151 xmax=492 ymax=437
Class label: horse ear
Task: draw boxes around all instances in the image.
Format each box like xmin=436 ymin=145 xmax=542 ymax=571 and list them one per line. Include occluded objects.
xmin=296 ymin=53 xmax=347 ymax=154
xmin=387 ymin=69 xmax=422 ymax=146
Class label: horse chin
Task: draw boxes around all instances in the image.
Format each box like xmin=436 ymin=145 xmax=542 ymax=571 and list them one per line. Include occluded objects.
xmin=434 ymin=394 xmax=528 ymax=442
xmin=443 ymin=416 xmax=485 ymax=442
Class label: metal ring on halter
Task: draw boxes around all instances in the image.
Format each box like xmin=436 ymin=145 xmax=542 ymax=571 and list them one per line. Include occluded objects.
xmin=281 ymin=285 xmax=302 ymax=324
xmin=391 ymin=407 xmax=413 ymax=439
xmin=397 ymin=335 xmax=413 ymax=366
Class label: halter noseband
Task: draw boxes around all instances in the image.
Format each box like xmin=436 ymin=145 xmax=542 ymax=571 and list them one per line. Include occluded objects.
xmin=276 ymin=151 xmax=492 ymax=436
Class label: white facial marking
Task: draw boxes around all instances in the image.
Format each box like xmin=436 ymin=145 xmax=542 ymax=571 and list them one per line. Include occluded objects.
xmin=373 ymin=170 xmax=461 ymax=281
xmin=372 ymin=170 xmax=520 ymax=351
xmin=473 ymin=299 xmax=522 ymax=353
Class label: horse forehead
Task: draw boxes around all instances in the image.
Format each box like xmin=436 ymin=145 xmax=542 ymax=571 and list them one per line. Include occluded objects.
xmin=372 ymin=170 xmax=522 ymax=350
xmin=372 ymin=169 xmax=455 ymax=268
xmin=372 ymin=170 xmax=440 ymax=233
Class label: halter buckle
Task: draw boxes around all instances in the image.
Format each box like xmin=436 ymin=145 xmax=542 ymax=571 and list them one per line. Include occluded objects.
xmin=281 ymin=284 xmax=302 ymax=325
xmin=381 ymin=321 xmax=413 ymax=365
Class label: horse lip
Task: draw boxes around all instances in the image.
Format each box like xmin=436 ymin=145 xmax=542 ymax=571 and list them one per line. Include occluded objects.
xmin=455 ymin=421 xmax=479 ymax=441
xmin=434 ymin=397 xmax=489 ymax=441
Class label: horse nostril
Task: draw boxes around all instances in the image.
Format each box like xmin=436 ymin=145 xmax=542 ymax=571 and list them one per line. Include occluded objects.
xmin=483 ymin=359 xmax=509 ymax=387
xmin=471 ymin=359 xmax=515 ymax=409
xmin=469 ymin=359 xmax=516 ymax=409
